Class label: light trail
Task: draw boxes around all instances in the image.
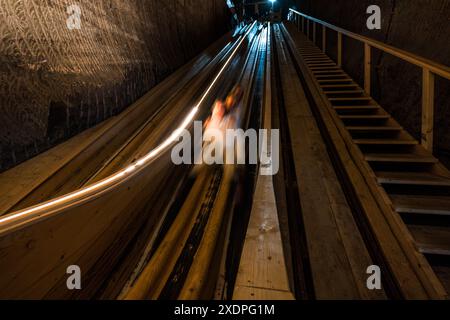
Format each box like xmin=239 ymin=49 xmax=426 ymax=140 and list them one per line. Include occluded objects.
xmin=0 ymin=22 xmax=257 ymax=227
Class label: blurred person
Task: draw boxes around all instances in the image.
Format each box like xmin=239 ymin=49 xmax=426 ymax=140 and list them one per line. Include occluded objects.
xmin=226 ymin=0 xmax=239 ymax=30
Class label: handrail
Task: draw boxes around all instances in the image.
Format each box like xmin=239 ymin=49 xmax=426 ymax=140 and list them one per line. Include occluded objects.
xmin=289 ymin=9 xmax=450 ymax=80
xmin=289 ymin=8 xmax=450 ymax=152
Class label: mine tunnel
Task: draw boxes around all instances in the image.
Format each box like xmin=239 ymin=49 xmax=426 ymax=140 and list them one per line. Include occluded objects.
xmin=0 ymin=0 xmax=449 ymax=302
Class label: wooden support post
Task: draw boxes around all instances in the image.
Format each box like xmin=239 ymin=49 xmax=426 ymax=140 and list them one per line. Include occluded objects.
xmin=364 ymin=43 xmax=371 ymax=94
xmin=302 ymin=16 xmax=305 ymax=33
xmin=322 ymin=26 xmax=326 ymax=52
xmin=337 ymin=32 xmax=343 ymax=66
xmin=313 ymin=22 xmax=316 ymax=44
xmin=421 ymin=68 xmax=435 ymax=152
xmin=307 ymin=19 xmax=310 ymax=39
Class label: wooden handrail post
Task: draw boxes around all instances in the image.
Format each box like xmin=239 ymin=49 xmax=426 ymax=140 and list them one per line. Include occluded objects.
xmin=302 ymin=16 xmax=305 ymax=33
xmin=313 ymin=21 xmax=317 ymax=44
xmin=337 ymin=32 xmax=343 ymax=66
xmin=421 ymin=68 xmax=435 ymax=152
xmin=307 ymin=19 xmax=310 ymax=39
xmin=364 ymin=43 xmax=371 ymax=94
xmin=322 ymin=25 xmax=326 ymax=52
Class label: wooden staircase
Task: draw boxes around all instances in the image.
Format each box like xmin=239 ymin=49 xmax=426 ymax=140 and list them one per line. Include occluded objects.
xmin=296 ymin=40 xmax=450 ymax=292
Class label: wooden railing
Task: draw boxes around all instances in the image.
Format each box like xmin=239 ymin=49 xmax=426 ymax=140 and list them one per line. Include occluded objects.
xmin=289 ymin=9 xmax=450 ymax=152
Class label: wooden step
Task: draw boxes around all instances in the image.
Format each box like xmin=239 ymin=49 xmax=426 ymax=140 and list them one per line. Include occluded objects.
xmin=409 ymin=225 xmax=450 ymax=256
xmin=310 ymin=66 xmax=341 ymax=71
xmin=314 ymin=70 xmax=347 ymax=75
xmin=305 ymin=59 xmax=334 ymax=63
xmin=302 ymin=55 xmax=331 ymax=61
xmin=306 ymin=61 xmax=335 ymax=65
xmin=340 ymin=115 xmax=390 ymax=120
xmin=308 ymin=63 xmax=336 ymax=67
xmin=302 ymin=53 xmax=327 ymax=57
xmin=354 ymin=139 xmax=418 ymax=146
xmin=321 ymin=84 xmax=358 ymax=89
xmin=330 ymin=97 xmax=372 ymax=103
xmin=391 ymin=195 xmax=450 ymax=216
xmin=365 ymin=153 xmax=438 ymax=164
xmin=346 ymin=125 xmax=402 ymax=131
xmin=316 ymin=75 xmax=350 ymax=79
xmin=326 ymin=90 xmax=365 ymax=95
xmin=318 ymin=79 xmax=352 ymax=83
xmin=377 ymin=172 xmax=450 ymax=187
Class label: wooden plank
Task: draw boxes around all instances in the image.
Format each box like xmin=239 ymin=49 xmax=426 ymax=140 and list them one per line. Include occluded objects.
xmin=377 ymin=172 xmax=450 ymax=187
xmin=340 ymin=115 xmax=389 ymax=120
xmin=313 ymin=21 xmax=317 ymax=44
xmin=354 ymin=139 xmax=418 ymax=145
xmin=301 ymin=54 xmax=324 ymax=57
xmin=310 ymin=67 xmax=341 ymax=71
xmin=233 ymin=176 xmax=294 ymax=298
xmin=318 ymin=79 xmax=353 ymax=83
xmin=391 ymin=195 xmax=450 ymax=216
xmin=337 ymin=32 xmax=343 ymax=67
xmin=322 ymin=25 xmax=326 ymax=52
xmin=365 ymin=153 xmax=438 ymax=163
xmin=322 ymin=84 xmax=358 ymax=88
xmin=314 ymin=71 xmax=348 ymax=75
xmin=325 ymin=90 xmax=365 ymax=94
xmin=364 ymin=44 xmax=372 ymax=94
xmin=316 ymin=74 xmax=350 ymax=79
xmin=306 ymin=19 xmax=310 ymax=38
xmin=233 ymin=286 xmax=294 ymax=300
xmin=421 ymin=69 xmax=435 ymax=152
xmin=409 ymin=225 xmax=450 ymax=256
xmin=305 ymin=58 xmax=334 ymax=62
xmin=346 ymin=126 xmax=401 ymax=131
xmin=329 ymin=97 xmax=372 ymax=102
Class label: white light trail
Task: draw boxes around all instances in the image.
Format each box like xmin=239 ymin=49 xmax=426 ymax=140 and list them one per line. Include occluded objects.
xmin=0 ymin=22 xmax=257 ymax=227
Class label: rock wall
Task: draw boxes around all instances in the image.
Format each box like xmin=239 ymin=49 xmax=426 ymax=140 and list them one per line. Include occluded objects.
xmin=291 ymin=0 xmax=450 ymax=167
xmin=0 ymin=0 xmax=228 ymax=171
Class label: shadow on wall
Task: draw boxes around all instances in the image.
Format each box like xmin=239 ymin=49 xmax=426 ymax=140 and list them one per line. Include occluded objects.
xmin=0 ymin=0 xmax=228 ymax=172
xmin=293 ymin=0 xmax=450 ymax=168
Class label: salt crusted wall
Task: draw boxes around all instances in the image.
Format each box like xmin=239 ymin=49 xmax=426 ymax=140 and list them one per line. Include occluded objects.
xmin=291 ymin=0 xmax=450 ymax=167
xmin=0 ymin=0 xmax=228 ymax=171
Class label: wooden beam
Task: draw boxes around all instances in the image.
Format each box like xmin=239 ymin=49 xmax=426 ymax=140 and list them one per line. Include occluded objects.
xmin=306 ymin=19 xmax=310 ymax=38
xmin=313 ymin=21 xmax=316 ymax=44
xmin=421 ymin=68 xmax=435 ymax=152
xmin=337 ymin=32 xmax=343 ymax=67
xmin=364 ymin=43 xmax=371 ymax=94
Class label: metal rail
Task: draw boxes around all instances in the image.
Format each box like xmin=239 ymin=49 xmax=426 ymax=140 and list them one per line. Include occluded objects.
xmin=289 ymin=8 xmax=450 ymax=153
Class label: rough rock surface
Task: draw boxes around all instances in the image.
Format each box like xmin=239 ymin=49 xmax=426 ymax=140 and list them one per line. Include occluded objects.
xmin=0 ymin=0 xmax=228 ymax=171
xmin=292 ymin=0 xmax=450 ymax=167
